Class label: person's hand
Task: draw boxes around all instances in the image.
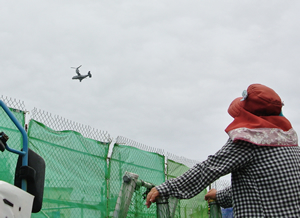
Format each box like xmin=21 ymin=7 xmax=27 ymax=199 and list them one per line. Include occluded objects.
xmin=145 ymin=187 xmax=160 ymax=208
xmin=204 ymin=188 xmax=217 ymax=201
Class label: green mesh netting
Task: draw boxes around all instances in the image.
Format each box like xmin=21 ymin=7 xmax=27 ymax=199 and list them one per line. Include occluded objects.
xmin=0 ymin=107 xmax=25 ymax=184
xmin=167 ymin=159 xmax=208 ymax=218
xmin=108 ymin=143 xmax=165 ymax=217
xmin=28 ymin=120 xmax=109 ymax=218
xmin=0 ymin=106 xmax=210 ymax=217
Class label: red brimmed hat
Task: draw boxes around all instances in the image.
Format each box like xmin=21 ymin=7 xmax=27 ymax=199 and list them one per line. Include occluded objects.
xmin=225 ymin=84 xmax=298 ymax=146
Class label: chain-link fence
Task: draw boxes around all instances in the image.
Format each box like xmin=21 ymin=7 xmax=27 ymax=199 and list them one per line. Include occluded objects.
xmin=166 ymin=155 xmax=208 ymax=218
xmin=0 ymin=96 xmax=230 ymax=217
xmin=30 ymin=108 xmax=111 ymax=143
xmin=0 ymin=97 xmax=25 ymax=185
xmin=210 ymin=179 xmax=231 ymax=191
xmin=27 ymin=119 xmax=110 ymax=217
xmin=109 ymin=136 xmax=165 ymax=217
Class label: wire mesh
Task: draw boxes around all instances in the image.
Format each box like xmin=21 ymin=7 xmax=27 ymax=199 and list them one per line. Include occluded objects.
xmin=166 ymin=157 xmax=208 ymax=218
xmin=28 ymin=119 xmax=110 ymax=217
xmin=0 ymin=102 xmax=25 ymax=185
xmin=116 ymin=136 xmax=164 ymax=156
xmin=112 ymin=137 xmax=210 ymax=218
xmin=108 ymin=138 xmax=165 ymax=217
xmin=0 ymin=95 xmax=26 ymax=112
xmin=31 ymin=107 xmax=112 ymax=143
xmin=210 ymin=178 xmax=231 ymax=191
xmin=166 ymin=152 xmax=200 ymax=169
xmin=0 ymin=96 xmax=212 ymax=217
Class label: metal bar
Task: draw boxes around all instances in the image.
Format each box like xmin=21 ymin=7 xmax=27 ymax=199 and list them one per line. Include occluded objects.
xmin=156 ymin=196 xmax=170 ymax=218
xmin=136 ymin=179 xmax=174 ymax=218
xmin=5 ymin=144 xmax=26 ymax=156
xmin=209 ymin=200 xmax=222 ymax=218
xmin=113 ymin=172 xmax=139 ymax=218
xmin=135 ymin=179 xmax=154 ymax=189
xmin=169 ymin=197 xmax=179 ymax=218
xmin=0 ymin=100 xmax=28 ymax=191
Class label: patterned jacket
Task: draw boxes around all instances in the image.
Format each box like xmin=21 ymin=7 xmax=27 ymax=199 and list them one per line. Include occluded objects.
xmin=156 ymin=138 xmax=300 ymax=217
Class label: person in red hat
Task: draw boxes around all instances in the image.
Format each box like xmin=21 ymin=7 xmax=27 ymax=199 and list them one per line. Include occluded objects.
xmin=146 ymin=84 xmax=299 ymax=217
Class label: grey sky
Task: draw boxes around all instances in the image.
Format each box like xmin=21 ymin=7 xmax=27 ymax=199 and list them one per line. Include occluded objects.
xmin=2 ymin=1 xmax=300 ymax=164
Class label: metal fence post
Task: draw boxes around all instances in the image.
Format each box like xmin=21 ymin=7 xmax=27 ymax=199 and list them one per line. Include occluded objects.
xmin=208 ymin=200 xmax=222 ymax=218
xmin=113 ymin=172 xmax=139 ymax=218
xmin=156 ymin=196 xmax=170 ymax=218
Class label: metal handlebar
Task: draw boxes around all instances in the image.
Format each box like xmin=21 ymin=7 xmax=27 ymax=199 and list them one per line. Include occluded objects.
xmin=0 ymin=100 xmax=28 ymax=191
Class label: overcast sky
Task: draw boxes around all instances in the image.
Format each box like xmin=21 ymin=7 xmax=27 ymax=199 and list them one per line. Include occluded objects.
xmin=2 ymin=1 xmax=300 ymax=165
